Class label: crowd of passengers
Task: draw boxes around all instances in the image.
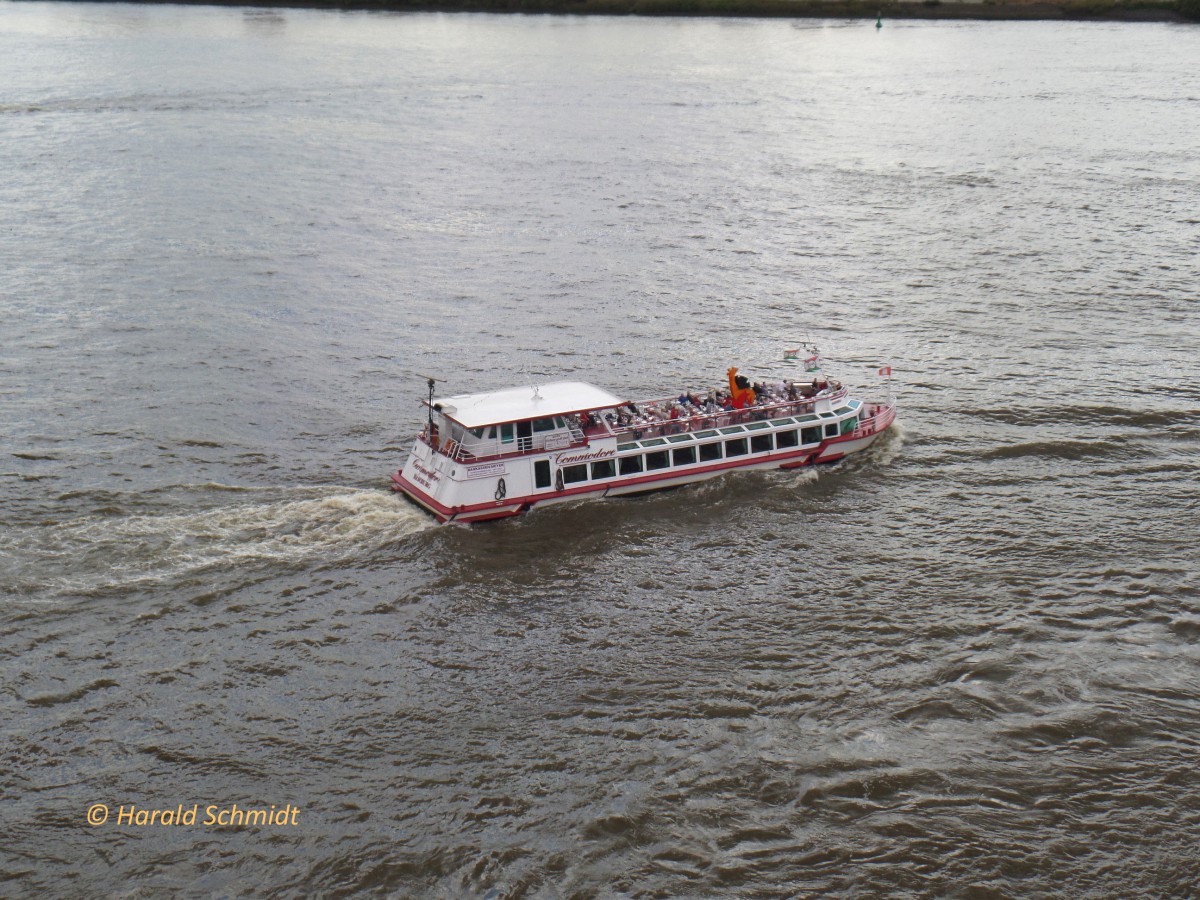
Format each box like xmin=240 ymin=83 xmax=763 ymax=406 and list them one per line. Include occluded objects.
xmin=578 ymin=377 xmax=835 ymax=437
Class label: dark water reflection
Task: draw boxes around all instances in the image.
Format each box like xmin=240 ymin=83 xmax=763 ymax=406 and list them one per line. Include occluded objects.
xmin=2 ymin=4 xmax=1199 ymax=896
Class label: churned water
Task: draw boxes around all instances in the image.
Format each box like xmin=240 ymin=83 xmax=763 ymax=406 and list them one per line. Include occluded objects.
xmin=2 ymin=4 xmax=1199 ymax=896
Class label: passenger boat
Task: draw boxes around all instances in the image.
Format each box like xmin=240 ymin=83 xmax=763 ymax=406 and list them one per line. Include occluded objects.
xmin=390 ymin=356 xmax=896 ymax=524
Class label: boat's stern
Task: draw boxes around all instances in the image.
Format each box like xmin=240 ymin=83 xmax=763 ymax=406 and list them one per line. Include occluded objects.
xmin=391 ymin=439 xmax=532 ymax=524
xmin=391 ymin=439 xmax=454 ymax=521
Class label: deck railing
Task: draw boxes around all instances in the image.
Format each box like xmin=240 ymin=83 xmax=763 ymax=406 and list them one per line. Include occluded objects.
xmin=419 ymin=430 xmax=590 ymax=464
xmin=417 ymin=383 xmax=858 ymax=463
xmin=608 ymin=384 xmax=848 ymax=443
xmin=852 ymin=402 xmax=897 ymax=438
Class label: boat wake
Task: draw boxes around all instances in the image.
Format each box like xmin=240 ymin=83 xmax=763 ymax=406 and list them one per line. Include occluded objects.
xmin=804 ymin=419 xmax=906 ymax=476
xmin=1 ymin=486 xmax=431 ymax=602
xmin=866 ymin=419 xmax=907 ymax=468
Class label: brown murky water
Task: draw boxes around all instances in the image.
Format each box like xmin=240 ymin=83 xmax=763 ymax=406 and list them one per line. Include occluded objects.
xmin=2 ymin=5 xmax=1199 ymax=896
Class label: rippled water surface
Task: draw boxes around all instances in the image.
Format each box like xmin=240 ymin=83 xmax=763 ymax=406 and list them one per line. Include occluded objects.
xmin=2 ymin=4 xmax=1199 ymax=896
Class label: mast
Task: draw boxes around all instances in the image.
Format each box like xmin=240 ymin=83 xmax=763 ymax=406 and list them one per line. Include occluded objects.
xmin=416 ymin=374 xmax=438 ymax=433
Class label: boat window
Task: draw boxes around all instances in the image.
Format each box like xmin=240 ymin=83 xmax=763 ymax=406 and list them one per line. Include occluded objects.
xmin=777 ymin=429 xmax=799 ymax=448
xmin=801 ymin=427 xmax=822 ymax=445
xmin=667 ymin=434 xmax=693 ymax=444
xmin=562 ymin=464 xmax=588 ymax=484
xmin=619 ymin=455 xmax=643 ymax=475
xmin=591 ymin=459 xmax=616 ymax=480
xmin=770 ymin=417 xmax=794 ymax=427
xmin=848 ymin=400 xmax=862 ymax=411
xmin=795 ymin=414 xmax=818 ymax=423
xmin=641 ymin=438 xmax=667 ymax=447
xmin=824 ymin=423 xmax=839 ymax=438
xmin=672 ymin=446 xmax=696 ymax=466
xmin=534 ymin=459 xmax=551 ymax=488
xmin=469 ymin=427 xmax=486 ymax=439
xmin=833 ymin=406 xmax=853 ymax=416
xmin=719 ymin=425 xmax=745 ymax=435
xmin=694 ymin=430 xmax=717 ymax=439
xmin=499 ymin=423 xmax=514 ymax=444
xmin=532 ymin=418 xmax=558 ymax=432
xmin=617 ymin=442 xmax=638 ymax=452
xmin=725 ymin=438 xmax=748 ymax=457
xmin=745 ymin=422 xmax=768 ymax=431
xmin=818 ymin=412 xmax=835 ymax=419
xmin=750 ymin=434 xmax=773 ymax=454
xmin=645 ymin=450 xmax=670 ymax=470
xmin=699 ymin=442 xmax=722 ymax=462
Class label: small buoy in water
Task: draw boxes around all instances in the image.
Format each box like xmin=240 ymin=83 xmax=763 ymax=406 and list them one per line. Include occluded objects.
xmin=876 ymin=13 xmax=883 ymax=28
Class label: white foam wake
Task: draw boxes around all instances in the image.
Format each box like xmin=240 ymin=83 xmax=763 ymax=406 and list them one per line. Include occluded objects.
xmin=867 ymin=419 xmax=907 ymax=468
xmin=1 ymin=487 xmax=432 ymax=601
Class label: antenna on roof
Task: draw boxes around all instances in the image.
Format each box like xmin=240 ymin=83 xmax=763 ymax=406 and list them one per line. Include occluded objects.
xmin=523 ymin=368 xmax=541 ymax=400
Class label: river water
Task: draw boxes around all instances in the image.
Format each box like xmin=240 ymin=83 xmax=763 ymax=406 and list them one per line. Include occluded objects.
xmin=2 ymin=3 xmax=1199 ymax=896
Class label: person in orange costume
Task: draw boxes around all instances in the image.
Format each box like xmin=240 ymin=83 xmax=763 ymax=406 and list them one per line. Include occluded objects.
xmin=726 ymin=367 xmax=756 ymax=410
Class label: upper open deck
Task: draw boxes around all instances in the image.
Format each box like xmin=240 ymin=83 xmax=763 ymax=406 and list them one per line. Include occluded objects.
xmin=419 ymin=376 xmax=849 ymax=464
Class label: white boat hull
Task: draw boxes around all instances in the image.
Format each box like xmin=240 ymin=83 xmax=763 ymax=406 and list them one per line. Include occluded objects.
xmin=392 ymin=403 xmax=894 ymax=524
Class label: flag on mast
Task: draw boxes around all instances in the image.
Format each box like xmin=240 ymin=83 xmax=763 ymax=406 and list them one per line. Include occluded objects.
xmin=784 ymin=345 xmax=821 ymax=371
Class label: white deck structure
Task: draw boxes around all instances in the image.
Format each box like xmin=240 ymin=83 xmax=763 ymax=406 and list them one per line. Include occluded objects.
xmin=431 ymin=382 xmax=625 ymax=430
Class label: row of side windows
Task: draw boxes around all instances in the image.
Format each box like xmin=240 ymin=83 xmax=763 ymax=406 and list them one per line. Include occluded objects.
xmin=537 ymin=424 xmax=852 ymax=488
xmin=482 ymin=418 xmax=565 ymax=443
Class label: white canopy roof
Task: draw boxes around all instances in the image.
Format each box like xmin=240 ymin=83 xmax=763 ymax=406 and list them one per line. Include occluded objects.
xmin=431 ymin=381 xmax=626 ymax=429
